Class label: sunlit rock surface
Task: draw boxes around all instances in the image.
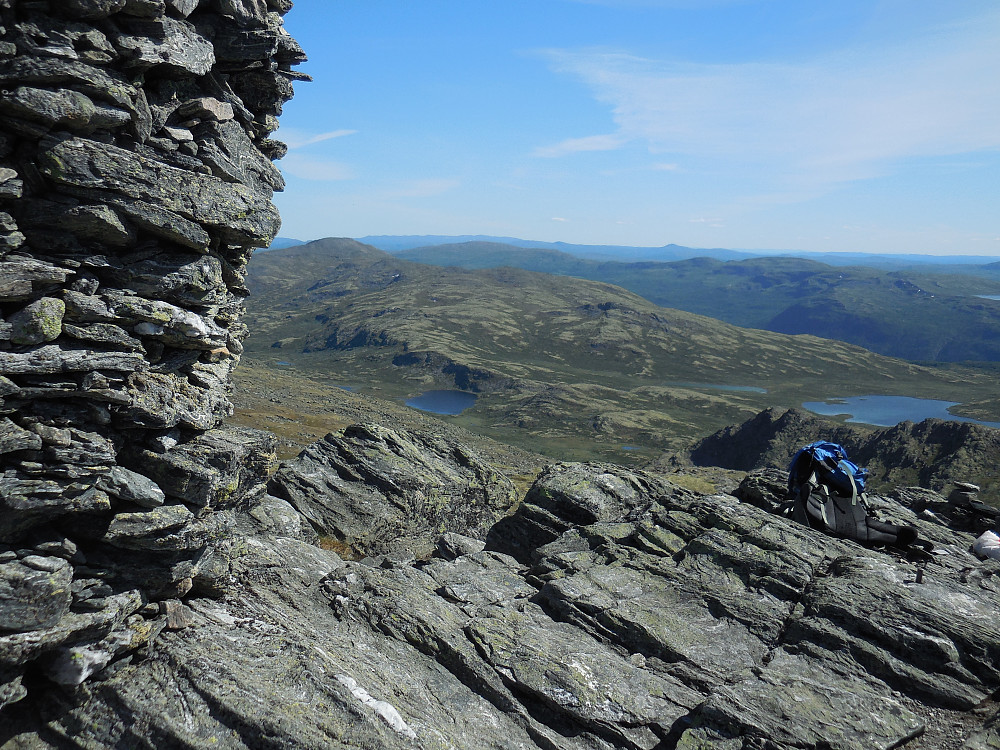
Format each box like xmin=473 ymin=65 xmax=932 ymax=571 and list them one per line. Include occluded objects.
xmin=268 ymin=422 xmax=519 ymax=558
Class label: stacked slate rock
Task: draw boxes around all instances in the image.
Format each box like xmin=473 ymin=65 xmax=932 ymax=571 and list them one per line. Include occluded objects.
xmin=0 ymin=0 xmax=305 ymax=709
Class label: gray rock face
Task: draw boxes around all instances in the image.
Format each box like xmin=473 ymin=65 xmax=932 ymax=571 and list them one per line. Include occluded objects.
xmin=7 ymin=297 xmax=64 ymax=346
xmin=268 ymin=422 xmax=520 ymax=557
xmin=39 ymin=135 xmax=281 ymax=245
xmin=0 ymin=0 xmax=301 ymax=713
xmin=0 ymin=556 xmax=72 ymax=632
xmin=10 ymin=459 xmax=998 ymax=749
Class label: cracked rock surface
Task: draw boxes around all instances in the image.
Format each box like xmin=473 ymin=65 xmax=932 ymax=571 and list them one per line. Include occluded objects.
xmin=268 ymin=422 xmax=521 ymax=558
xmin=6 ymin=460 xmax=998 ymax=749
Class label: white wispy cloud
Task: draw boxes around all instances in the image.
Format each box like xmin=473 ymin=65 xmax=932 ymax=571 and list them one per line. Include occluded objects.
xmin=551 ymin=216 xmax=569 ymax=222
xmin=279 ymin=153 xmax=355 ymax=181
xmin=385 ymin=178 xmax=461 ymax=198
xmin=542 ymin=8 xmax=1000 ymax=192
xmin=533 ymin=133 xmax=626 ymax=158
xmin=278 ymin=129 xmax=358 ymax=150
xmin=689 ymin=216 xmax=724 ymax=227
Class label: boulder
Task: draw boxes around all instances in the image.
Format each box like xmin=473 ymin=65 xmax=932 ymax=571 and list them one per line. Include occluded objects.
xmin=113 ymin=17 xmax=216 ymax=75
xmin=8 ymin=297 xmax=65 ymax=346
xmin=121 ymin=428 xmax=276 ymax=507
xmin=96 ymin=465 xmax=166 ymax=508
xmin=0 ymin=259 xmax=73 ymax=302
xmin=268 ymin=423 xmax=519 ymax=557
xmin=0 ymin=556 xmax=73 ymax=632
xmin=0 ymin=87 xmax=98 ymax=130
xmin=731 ymin=465 xmax=788 ymax=512
xmin=17 ymin=200 xmax=133 ymax=248
xmin=1 ymin=472 xmax=113 ymax=543
xmin=436 ymin=531 xmax=486 ymax=560
xmin=0 ymin=418 xmax=42 ymax=455
xmin=485 ymin=460 xmax=687 ymax=563
xmin=38 ymin=135 xmax=281 ymax=246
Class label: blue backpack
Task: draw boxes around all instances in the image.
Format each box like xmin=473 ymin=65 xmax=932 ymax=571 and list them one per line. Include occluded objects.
xmin=788 ymin=441 xmax=868 ymax=496
xmin=786 ymin=441 xmax=923 ymax=549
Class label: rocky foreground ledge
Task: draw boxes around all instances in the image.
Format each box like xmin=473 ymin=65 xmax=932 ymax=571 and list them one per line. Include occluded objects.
xmin=4 ymin=426 xmax=998 ymax=750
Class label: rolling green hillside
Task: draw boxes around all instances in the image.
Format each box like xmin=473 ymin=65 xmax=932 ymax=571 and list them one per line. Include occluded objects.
xmin=397 ymin=242 xmax=1000 ymax=362
xmin=243 ymin=238 xmax=998 ymax=463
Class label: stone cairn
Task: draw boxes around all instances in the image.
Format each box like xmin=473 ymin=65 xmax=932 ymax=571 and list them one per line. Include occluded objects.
xmin=0 ymin=0 xmax=305 ymax=708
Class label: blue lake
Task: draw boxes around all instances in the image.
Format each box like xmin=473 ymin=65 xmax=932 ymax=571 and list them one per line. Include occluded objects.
xmin=405 ymin=390 xmax=478 ymax=415
xmin=802 ymin=395 xmax=1000 ymax=429
xmin=669 ymin=382 xmax=767 ymax=393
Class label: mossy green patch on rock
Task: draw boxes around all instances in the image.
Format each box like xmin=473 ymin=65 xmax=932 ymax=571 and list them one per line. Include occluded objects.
xmin=9 ymin=297 xmax=65 ymax=345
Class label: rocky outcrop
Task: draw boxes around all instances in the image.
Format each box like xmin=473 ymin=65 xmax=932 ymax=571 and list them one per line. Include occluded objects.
xmin=0 ymin=0 xmax=304 ymax=711
xmin=685 ymin=407 xmax=1000 ymax=503
xmin=685 ymin=407 xmax=873 ymax=472
xmin=268 ymin=422 xmax=520 ymax=558
xmin=6 ymin=459 xmax=999 ymax=749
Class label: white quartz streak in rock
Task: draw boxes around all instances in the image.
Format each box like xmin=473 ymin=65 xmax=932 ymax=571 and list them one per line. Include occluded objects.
xmin=335 ymin=674 xmax=418 ymax=740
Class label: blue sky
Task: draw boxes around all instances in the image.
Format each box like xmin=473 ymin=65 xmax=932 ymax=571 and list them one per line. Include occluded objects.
xmin=273 ymin=0 xmax=1000 ymax=256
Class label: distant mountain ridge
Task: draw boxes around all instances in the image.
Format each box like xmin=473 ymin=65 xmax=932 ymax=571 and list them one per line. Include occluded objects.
xmin=358 ymin=234 xmax=1000 ymax=268
xmin=396 ymin=241 xmax=1000 ymax=363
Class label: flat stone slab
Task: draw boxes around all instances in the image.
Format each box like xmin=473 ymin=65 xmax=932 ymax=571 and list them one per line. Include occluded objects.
xmin=39 ymin=135 xmax=280 ymax=246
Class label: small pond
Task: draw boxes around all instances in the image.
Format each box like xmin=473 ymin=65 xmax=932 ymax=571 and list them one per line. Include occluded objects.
xmin=802 ymin=395 xmax=1000 ymax=429
xmin=669 ymin=382 xmax=767 ymax=393
xmin=405 ymin=390 xmax=478 ymax=415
